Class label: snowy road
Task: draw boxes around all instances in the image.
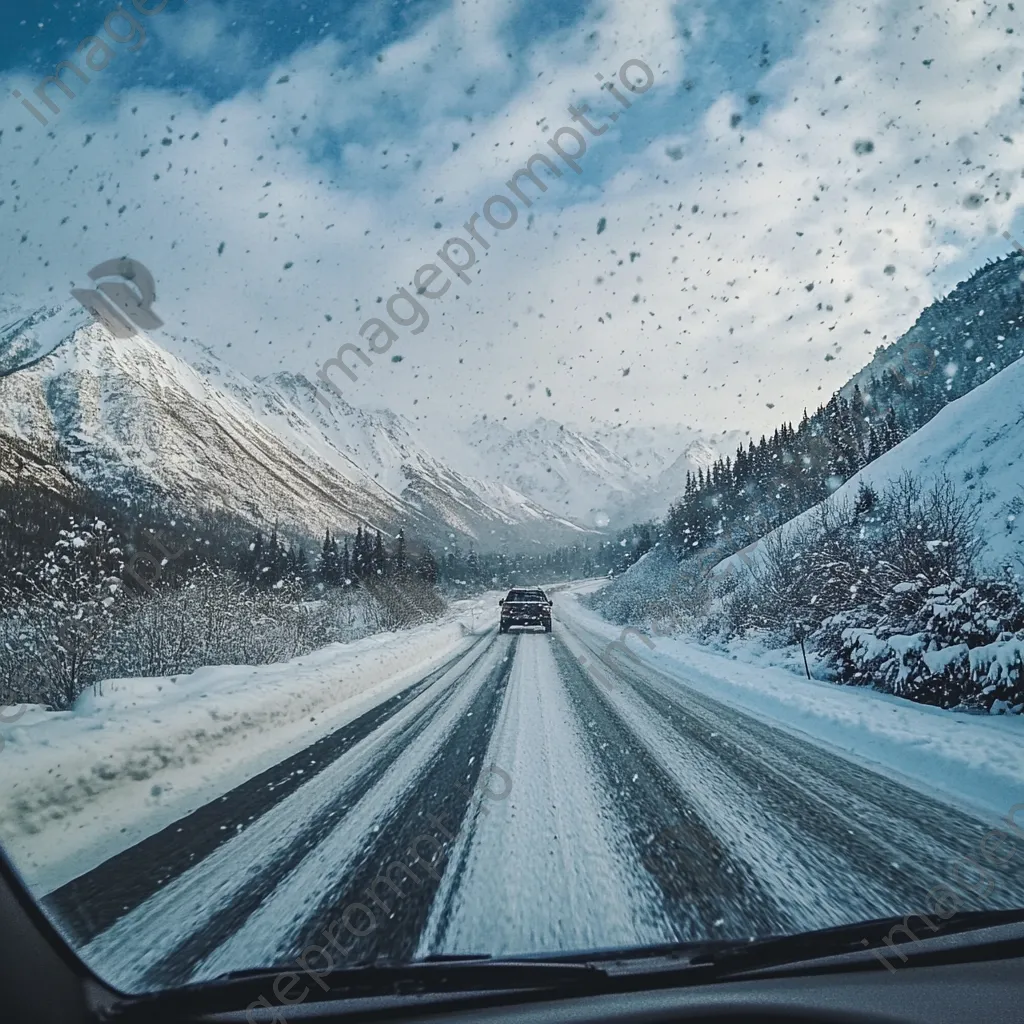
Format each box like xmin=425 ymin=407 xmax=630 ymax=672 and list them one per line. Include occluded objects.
xmin=43 ymin=607 xmax=1024 ymax=991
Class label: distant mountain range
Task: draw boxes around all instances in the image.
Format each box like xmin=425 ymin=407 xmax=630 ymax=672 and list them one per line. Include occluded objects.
xmin=447 ymin=417 xmax=723 ymax=528
xmin=0 ymin=303 xmax=724 ymax=548
xmin=4 ymin=254 xmax=1022 ymax=552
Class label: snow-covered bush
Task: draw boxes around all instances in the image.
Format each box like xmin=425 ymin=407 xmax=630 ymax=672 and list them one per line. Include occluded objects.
xmin=584 ymin=545 xmax=717 ymax=633
xmin=818 ymin=575 xmax=1024 ymax=711
xmin=97 ymin=568 xmax=446 ymax=685
xmin=1 ymin=554 xmax=448 ymax=708
xmin=715 ymin=520 xmax=821 ymax=645
xmin=968 ymin=637 xmax=1024 ymax=713
xmin=360 ymin=573 xmax=447 ymax=632
xmin=7 ymin=520 xmax=124 ymax=709
xmin=591 ymin=470 xmax=1023 ymax=713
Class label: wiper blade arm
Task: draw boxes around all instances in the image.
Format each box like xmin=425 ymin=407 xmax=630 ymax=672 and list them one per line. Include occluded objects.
xmin=213 ymin=955 xmax=607 ymax=997
xmin=112 ymin=956 xmax=611 ymax=1021
xmin=698 ymin=908 xmax=1024 ymax=975
xmin=118 ymin=912 xmax=1024 ymax=1020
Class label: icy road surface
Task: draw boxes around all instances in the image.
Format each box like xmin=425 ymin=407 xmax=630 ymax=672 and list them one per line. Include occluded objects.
xmin=42 ymin=608 xmax=1024 ymax=991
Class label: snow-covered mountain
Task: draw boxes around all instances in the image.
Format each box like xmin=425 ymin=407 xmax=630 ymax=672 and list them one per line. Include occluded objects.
xmin=0 ymin=305 xmax=590 ymax=548
xmin=0 ymin=430 xmax=74 ymax=497
xmin=0 ymin=301 xmax=735 ymax=545
xmin=586 ymin=423 xmax=739 ymax=480
xmin=841 ymin=252 xmax=1024 ymax=409
xmin=0 ymin=301 xmax=86 ymax=378
xmin=585 ymin=422 xmax=741 ymax=523
xmin=448 ymin=417 xmax=727 ymax=528
xmin=450 ymin=417 xmax=640 ymax=527
xmin=261 ymin=377 xmax=582 ymax=542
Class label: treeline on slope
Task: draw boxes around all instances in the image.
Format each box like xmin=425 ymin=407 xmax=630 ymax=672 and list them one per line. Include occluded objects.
xmin=421 ymin=527 xmax=651 ymax=592
xmin=596 ymin=252 xmax=1024 ymax=714
xmin=665 ymin=251 xmax=1024 ymax=558
xmin=264 ymin=526 xmax=633 ymax=593
xmin=595 ymin=473 xmax=1024 ymax=715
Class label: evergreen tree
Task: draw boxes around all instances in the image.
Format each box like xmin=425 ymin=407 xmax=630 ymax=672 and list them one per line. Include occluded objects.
xmin=393 ymin=529 xmax=407 ymax=577
xmin=317 ymin=529 xmax=336 ymax=585
xmin=245 ymin=530 xmax=265 ymax=584
xmin=854 ymin=480 xmax=878 ymax=517
xmin=353 ymin=526 xmax=366 ymax=579
xmin=416 ymin=546 xmax=439 ymax=586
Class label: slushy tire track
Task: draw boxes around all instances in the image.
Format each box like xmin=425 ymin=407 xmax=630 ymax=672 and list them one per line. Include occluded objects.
xmin=286 ymin=635 xmax=518 ymax=965
xmin=561 ymin=619 xmax=1024 ymax=921
xmin=134 ymin=633 xmax=511 ymax=988
xmin=548 ymin=634 xmax=785 ymax=941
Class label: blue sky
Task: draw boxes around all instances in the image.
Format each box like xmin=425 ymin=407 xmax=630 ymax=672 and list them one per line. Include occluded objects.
xmin=1 ymin=0 xmax=1022 ymax=438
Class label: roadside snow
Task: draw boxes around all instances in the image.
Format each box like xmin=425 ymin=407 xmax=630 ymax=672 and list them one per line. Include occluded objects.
xmin=0 ymin=596 xmax=497 ymax=895
xmin=559 ymin=583 xmax=1024 ymax=825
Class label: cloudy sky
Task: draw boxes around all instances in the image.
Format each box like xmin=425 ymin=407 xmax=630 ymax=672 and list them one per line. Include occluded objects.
xmin=1 ymin=0 xmax=1022 ymax=441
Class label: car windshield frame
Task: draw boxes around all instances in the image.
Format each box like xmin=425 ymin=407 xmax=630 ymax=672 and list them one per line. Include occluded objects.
xmin=2 ymin=0 xmax=1024 ymax=1004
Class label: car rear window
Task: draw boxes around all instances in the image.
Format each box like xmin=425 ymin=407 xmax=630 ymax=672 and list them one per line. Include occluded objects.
xmin=508 ymin=591 xmax=546 ymax=602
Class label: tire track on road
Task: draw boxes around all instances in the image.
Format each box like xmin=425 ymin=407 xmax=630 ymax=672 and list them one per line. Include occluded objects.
xmin=76 ymin=633 xmax=502 ymax=990
xmin=46 ymin=632 xmax=491 ymax=948
xmin=548 ymin=632 xmax=785 ymax=943
xmin=282 ymin=634 xmax=519 ymax=967
xmin=420 ymin=633 xmax=675 ymax=958
xmin=559 ymin=616 xmax=1024 ymax=931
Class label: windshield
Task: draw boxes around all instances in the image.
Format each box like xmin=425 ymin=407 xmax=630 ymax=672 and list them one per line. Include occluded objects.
xmin=1 ymin=0 xmax=1024 ymax=1005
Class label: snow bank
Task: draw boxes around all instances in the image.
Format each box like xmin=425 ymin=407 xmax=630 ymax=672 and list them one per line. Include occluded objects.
xmin=0 ymin=596 xmax=496 ymax=894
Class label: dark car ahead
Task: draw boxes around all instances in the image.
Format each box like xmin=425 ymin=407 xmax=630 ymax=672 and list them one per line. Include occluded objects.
xmin=499 ymin=588 xmax=552 ymax=633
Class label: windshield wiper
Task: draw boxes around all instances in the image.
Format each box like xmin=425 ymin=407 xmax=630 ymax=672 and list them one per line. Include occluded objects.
xmin=691 ymin=907 xmax=1024 ymax=976
xmin=115 ymin=955 xmax=613 ymax=1020
xmin=220 ymin=954 xmax=606 ymax=997
xmin=112 ymin=913 xmax=1024 ymax=1019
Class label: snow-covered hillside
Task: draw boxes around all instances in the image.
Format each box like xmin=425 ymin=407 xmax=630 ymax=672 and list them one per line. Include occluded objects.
xmin=840 ymin=252 xmax=1024 ymax=411
xmin=0 ymin=300 xmax=86 ymax=378
xmin=0 ymin=431 xmax=74 ymax=496
xmin=719 ymin=354 xmax=1024 ymax=576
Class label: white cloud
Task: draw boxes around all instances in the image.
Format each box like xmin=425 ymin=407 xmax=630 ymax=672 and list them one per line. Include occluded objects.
xmin=1 ymin=0 xmax=1022 ymax=444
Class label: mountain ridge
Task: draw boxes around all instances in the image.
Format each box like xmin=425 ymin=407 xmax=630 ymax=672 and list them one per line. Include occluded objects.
xmin=0 ymin=313 xmax=591 ymax=549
